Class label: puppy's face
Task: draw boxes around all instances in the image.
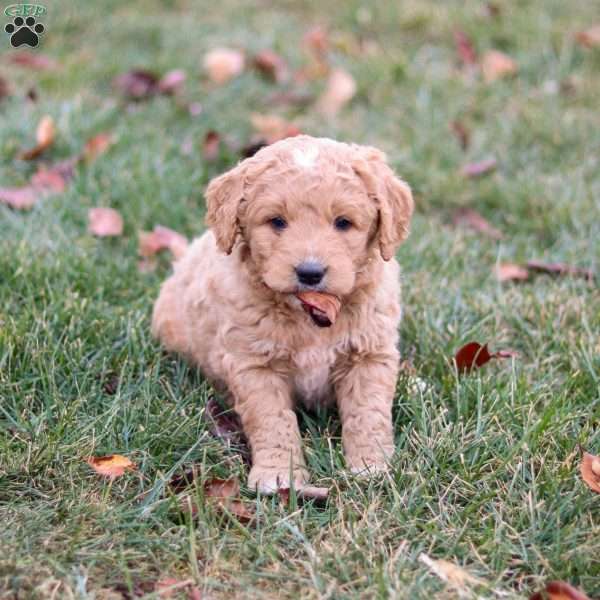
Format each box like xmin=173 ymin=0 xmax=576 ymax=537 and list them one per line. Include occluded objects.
xmin=206 ymin=137 xmax=413 ymax=299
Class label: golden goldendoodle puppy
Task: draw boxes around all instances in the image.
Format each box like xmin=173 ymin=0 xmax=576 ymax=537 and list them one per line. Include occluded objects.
xmin=152 ymin=135 xmax=414 ymax=493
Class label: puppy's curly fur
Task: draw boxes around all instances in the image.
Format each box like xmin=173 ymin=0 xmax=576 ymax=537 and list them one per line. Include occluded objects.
xmin=152 ymin=136 xmax=413 ymax=492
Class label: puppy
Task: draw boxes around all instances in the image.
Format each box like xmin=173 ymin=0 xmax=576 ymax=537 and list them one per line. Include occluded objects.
xmin=152 ymin=135 xmax=414 ymax=493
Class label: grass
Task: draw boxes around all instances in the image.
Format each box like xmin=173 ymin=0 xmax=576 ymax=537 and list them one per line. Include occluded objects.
xmin=1 ymin=0 xmax=599 ymax=598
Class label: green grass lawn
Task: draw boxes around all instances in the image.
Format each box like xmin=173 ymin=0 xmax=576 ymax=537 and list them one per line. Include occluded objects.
xmin=1 ymin=0 xmax=599 ymax=598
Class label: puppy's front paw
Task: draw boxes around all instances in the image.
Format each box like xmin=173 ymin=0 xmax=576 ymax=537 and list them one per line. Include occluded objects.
xmin=248 ymin=465 xmax=308 ymax=494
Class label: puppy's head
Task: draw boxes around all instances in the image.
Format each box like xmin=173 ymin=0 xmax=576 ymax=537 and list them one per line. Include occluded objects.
xmin=205 ymin=136 xmax=413 ymax=298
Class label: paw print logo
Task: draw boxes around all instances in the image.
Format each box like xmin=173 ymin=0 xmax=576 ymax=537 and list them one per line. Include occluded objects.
xmin=5 ymin=16 xmax=45 ymax=47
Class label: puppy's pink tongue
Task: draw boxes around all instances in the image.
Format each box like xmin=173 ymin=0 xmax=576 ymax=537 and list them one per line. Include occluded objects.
xmin=296 ymin=291 xmax=341 ymax=328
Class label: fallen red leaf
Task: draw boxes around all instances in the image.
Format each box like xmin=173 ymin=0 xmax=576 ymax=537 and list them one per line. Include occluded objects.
xmin=0 ymin=157 xmax=76 ymax=210
xmin=530 ymin=581 xmax=591 ymax=600
xmin=297 ymin=291 xmax=342 ymax=327
xmin=575 ymin=25 xmax=600 ymax=48
xmin=138 ymin=225 xmax=189 ymax=260
xmin=454 ymin=31 xmax=477 ymax=66
xmin=88 ymin=207 xmax=124 ymax=237
xmin=83 ymin=133 xmax=114 ymax=162
xmin=461 ymin=157 xmax=497 ymax=178
xmin=202 ymin=130 xmax=221 ymax=162
xmin=8 ymin=50 xmax=58 ymax=70
xmin=113 ymin=69 xmax=160 ymax=100
xmin=454 ymin=342 xmax=517 ymax=373
xmin=203 ymin=48 xmax=245 ymax=84
xmin=19 ymin=115 xmax=56 ymax=160
xmin=0 ymin=76 xmax=10 ymax=100
xmin=155 ymin=578 xmax=196 ymax=598
xmin=452 ymin=207 xmax=503 ymax=240
xmin=580 ymin=452 xmax=600 ymax=494
xmin=481 ymin=50 xmax=518 ymax=83
xmin=157 ymin=69 xmax=186 ymax=95
xmin=250 ymin=113 xmax=301 ymax=144
xmin=86 ymin=454 xmax=135 ymax=478
xmin=495 ymin=263 xmax=530 ymax=282
xmin=316 ymin=68 xmax=357 ymax=116
xmin=204 ymin=477 xmax=255 ymax=523
xmin=252 ymin=50 xmax=289 ymax=83
xmin=450 ymin=120 xmax=470 ymax=151
xmin=526 ymin=261 xmax=594 ymax=282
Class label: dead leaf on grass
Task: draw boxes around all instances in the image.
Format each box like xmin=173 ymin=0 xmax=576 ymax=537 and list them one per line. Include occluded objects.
xmin=252 ymin=50 xmax=289 ymax=83
xmin=19 ymin=115 xmax=56 ymax=160
xmin=454 ymin=341 xmax=518 ymax=373
xmin=8 ymin=50 xmax=58 ymax=70
xmin=481 ymin=50 xmax=518 ymax=82
xmin=88 ymin=207 xmax=124 ymax=237
xmin=526 ymin=260 xmax=594 ymax=282
xmin=113 ymin=69 xmax=159 ymax=100
xmin=0 ymin=157 xmax=76 ymax=210
xmin=138 ymin=225 xmax=189 ymax=260
xmin=450 ymin=120 xmax=470 ymax=150
xmin=86 ymin=454 xmax=135 ymax=478
xmin=461 ymin=157 xmax=497 ymax=178
xmin=204 ymin=477 xmax=255 ymax=523
xmin=83 ymin=133 xmax=114 ymax=162
xmin=202 ymin=130 xmax=221 ymax=162
xmin=419 ymin=553 xmax=484 ymax=593
xmin=452 ymin=207 xmax=503 ymax=239
xmin=580 ymin=452 xmax=600 ymax=494
xmin=250 ymin=113 xmax=301 ymax=144
xmin=203 ymin=48 xmax=245 ymax=84
xmin=575 ymin=25 xmax=600 ymax=48
xmin=530 ymin=581 xmax=592 ymax=600
xmin=454 ymin=30 xmax=477 ymax=66
xmin=316 ymin=68 xmax=356 ymax=116
xmin=495 ymin=263 xmax=530 ymax=282
xmin=157 ymin=69 xmax=186 ymax=95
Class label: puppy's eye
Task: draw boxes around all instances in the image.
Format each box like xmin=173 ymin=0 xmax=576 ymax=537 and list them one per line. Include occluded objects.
xmin=269 ymin=216 xmax=287 ymax=231
xmin=334 ymin=216 xmax=353 ymax=231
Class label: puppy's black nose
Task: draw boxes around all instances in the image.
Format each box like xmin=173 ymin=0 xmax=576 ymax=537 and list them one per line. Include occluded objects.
xmin=296 ymin=261 xmax=326 ymax=286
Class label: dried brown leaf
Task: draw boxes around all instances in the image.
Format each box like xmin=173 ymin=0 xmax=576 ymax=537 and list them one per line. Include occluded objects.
xmin=316 ymin=68 xmax=356 ymax=116
xmin=454 ymin=31 xmax=477 ymax=65
xmin=83 ymin=133 xmax=114 ymax=162
xmin=19 ymin=115 xmax=55 ymax=160
xmin=88 ymin=207 xmax=124 ymax=237
xmin=203 ymin=48 xmax=245 ymax=84
xmin=530 ymin=581 xmax=591 ymax=600
xmin=580 ymin=452 xmax=600 ymax=494
xmin=461 ymin=157 xmax=497 ymax=178
xmin=495 ymin=262 xmax=530 ymax=282
xmin=8 ymin=50 xmax=58 ymax=70
xmin=204 ymin=477 xmax=255 ymax=523
xmin=113 ymin=69 xmax=159 ymax=100
xmin=419 ymin=553 xmax=484 ymax=592
xmin=450 ymin=120 xmax=470 ymax=150
xmin=481 ymin=50 xmax=518 ymax=83
xmin=202 ymin=130 xmax=221 ymax=162
xmin=157 ymin=69 xmax=186 ymax=94
xmin=526 ymin=260 xmax=594 ymax=282
xmin=250 ymin=113 xmax=301 ymax=144
xmin=575 ymin=25 xmax=600 ymax=48
xmin=252 ymin=50 xmax=289 ymax=83
xmin=297 ymin=291 xmax=341 ymax=327
xmin=86 ymin=454 xmax=135 ymax=478
xmin=138 ymin=226 xmax=189 ymax=260
xmin=452 ymin=207 xmax=503 ymax=239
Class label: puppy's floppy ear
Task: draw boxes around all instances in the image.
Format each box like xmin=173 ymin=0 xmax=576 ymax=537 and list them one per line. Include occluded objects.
xmin=205 ymin=162 xmax=246 ymax=255
xmin=352 ymin=147 xmax=414 ymax=261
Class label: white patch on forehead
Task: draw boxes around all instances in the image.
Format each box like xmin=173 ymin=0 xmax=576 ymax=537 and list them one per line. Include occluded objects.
xmin=292 ymin=145 xmax=319 ymax=169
